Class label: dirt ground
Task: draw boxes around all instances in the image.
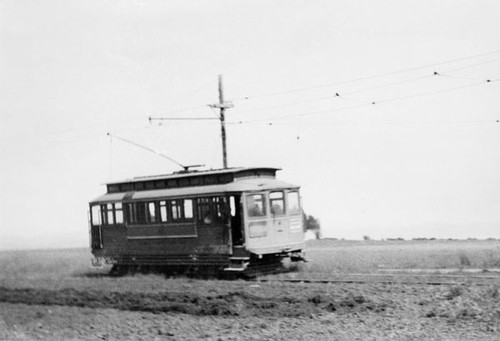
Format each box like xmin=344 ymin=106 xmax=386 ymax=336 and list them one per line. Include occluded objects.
xmin=1 ymin=278 xmax=499 ymax=340
xmin=1 ymin=242 xmax=500 ymax=340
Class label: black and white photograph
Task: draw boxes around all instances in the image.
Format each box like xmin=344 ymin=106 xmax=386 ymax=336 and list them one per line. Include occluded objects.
xmin=1 ymin=0 xmax=500 ymax=340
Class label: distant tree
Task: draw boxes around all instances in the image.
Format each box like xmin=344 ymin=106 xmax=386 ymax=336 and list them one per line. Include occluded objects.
xmin=302 ymin=212 xmax=321 ymax=239
xmin=363 ymin=235 xmax=370 ymax=241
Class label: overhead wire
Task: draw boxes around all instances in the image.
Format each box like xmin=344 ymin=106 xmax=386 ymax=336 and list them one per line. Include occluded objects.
xmin=67 ymin=51 xmax=500 ymax=130
xmin=237 ymin=118 xmax=499 ymax=127
xmin=229 ymin=49 xmax=500 ymax=102
xmin=433 ymin=73 xmax=495 ymax=83
xmin=230 ymin=74 xmax=434 ymax=116
xmin=442 ymin=57 xmax=500 ymax=73
xmin=230 ymin=57 xmax=500 ymax=117
xmin=229 ymin=76 xmax=499 ymax=124
xmin=372 ymin=80 xmax=494 ymax=105
xmin=94 ymin=51 xmax=500 ymax=127
xmin=3 ymin=50 xmax=499 ymax=148
xmin=227 ymin=103 xmax=371 ymax=124
xmin=229 ymin=73 xmax=445 ymax=116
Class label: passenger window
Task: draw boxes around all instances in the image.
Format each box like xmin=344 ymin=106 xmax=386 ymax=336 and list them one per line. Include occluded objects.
xmin=91 ymin=206 xmax=101 ymax=226
xmin=230 ymin=196 xmax=236 ymax=216
xmin=115 ymin=203 xmax=124 ymax=224
xmin=107 ymin=203 xmax=115 ymax=224
xmin=197 ymin=197 xmax=227 ymax=224
xmin=184 ymin=199 xmax=194 ymax=219
xmin=270 ymin=192 xmax=285 ymax=216
xmin=288 ymin=192 xmax=301 ymax=215
xmin=136 ymin=203 xmax=147 ymax=224
xmin=127 ymin=203 xmax=136 ymax=224
xmin=197 ymin=198 xmax=212 ymax=224
xmin=160 ymin=201 xmax=168 ymax=222
xmin=246 ymin=194 xmax=266 ymax=217
xmin=148 ymin=202 xmax=157 ymax=223
xmin=171 ymin=200 xmax=182 ymax=221
xmin=213 ymin=197 xmax=225 ymax=222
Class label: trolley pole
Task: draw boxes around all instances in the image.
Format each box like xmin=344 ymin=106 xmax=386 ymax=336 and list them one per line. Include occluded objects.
xmin=210 ymin=75 xmax=233 ymax=169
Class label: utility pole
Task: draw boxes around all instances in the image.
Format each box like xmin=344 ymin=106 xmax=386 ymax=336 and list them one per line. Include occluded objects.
xmin=210 ymin=75 xmax=233 ymax=169
xmin=149 ymin=75 xmax=233 ymax=170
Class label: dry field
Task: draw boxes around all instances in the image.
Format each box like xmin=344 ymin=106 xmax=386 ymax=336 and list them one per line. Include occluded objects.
xmin=302 ymin=238 xmax=500 ymax=275
xmin=0 ymin=239 xmax=499 ymax=340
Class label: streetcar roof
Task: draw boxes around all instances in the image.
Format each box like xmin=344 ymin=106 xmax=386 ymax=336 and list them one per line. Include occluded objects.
xmin=90 ymin=177 xmax=299 ymax=203
xmin=101 ymin=166 xmax=287 ymax=195
xmin=105 ymin=167 xmax=280 ymax=185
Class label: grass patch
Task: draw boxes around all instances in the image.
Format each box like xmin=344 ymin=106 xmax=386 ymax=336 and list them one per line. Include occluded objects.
xmin=303 ymin=239 xmax=500 ymax=274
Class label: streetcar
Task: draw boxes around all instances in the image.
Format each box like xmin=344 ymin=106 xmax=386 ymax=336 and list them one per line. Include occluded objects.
xmin=89 ymin=167 xmax=306 ymax=275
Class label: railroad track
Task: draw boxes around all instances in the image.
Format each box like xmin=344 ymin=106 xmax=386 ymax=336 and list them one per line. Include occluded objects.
xmin=254 ymin=273 xmax=500 ymax=286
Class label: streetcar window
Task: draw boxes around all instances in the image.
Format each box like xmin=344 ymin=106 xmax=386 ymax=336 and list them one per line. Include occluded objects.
xmin=270 ymin=192 xmax=285 ymax=216
xmin=100 ymin=204 xmax=107 ymax=224
xmin=213 ymin=197 xmax=227 ymax=223
xmin=218 ymin=174 xmax=232 ymax=184
xmin=127 ymin=203 xmax=136 ymax=224
xmin=115 ymin=203 xmax=124 ymax=223
xmin=171 ymin=200 xmax=182 ymax=221
xmin=135 ymin=202 xmax=147 ymax=224
xmin=190 ymin=177 xmax=201 ymax=186
xmin=121 ymin=183 xmax=133 ymax=192
xmin=197 ymin=197 xmax=227 ymax=224
xmin=127 ymin=199 xmax=195 ymax=224
xmin=288 ymin=192 xmax=300 ymax=215
xmin=230 ymin=196 xmax=236 ymax=216
xmin=148 ymin=202 xmax=157 ymax=223
xmin=246 ymin=194 xmax=266 ymax=217
xmin=107 ymin=203 xmax=115 ymax=224
xmin=197 ymin=198 xmax=212 ymax=224
xmin=204 ymin=176 xmax=216 ymax=185
xmin=154 ymin=180 xmax=165 ymax=189
xmin=91 ymin=206 xmax=101 ymax=225
xmin=184 ymin=199 xmax=194 ymax=219
xmin=160 ymin=201 xmax=168 ymax=222
xmin=107 ymin=185 xmax=119 ymax=193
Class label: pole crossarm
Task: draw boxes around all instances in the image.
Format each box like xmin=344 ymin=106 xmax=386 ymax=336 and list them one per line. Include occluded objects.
xmin=208 ymin=102 xmax=234 ymax=109
xmin=149 ymin=116 xmax=218 ymax=121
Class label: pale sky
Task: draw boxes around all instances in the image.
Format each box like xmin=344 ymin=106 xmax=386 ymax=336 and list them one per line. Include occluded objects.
xmin=1 ymin=0 xmax=500 ymax=249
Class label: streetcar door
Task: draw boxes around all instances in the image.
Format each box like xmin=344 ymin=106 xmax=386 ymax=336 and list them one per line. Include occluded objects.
xmin=229 ymin=195 xmax=244 ymax=246
xmin=90 ymin=205 xmax=103 ymax=249
xmin=270 ymin=191 xmax=287 ymax=233
xmin=195 ymin=197 xmax=231 ymax=254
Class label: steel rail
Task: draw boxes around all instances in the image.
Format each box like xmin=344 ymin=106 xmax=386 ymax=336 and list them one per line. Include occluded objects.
xmin=253 ymin=273 xmax=500 ymax=286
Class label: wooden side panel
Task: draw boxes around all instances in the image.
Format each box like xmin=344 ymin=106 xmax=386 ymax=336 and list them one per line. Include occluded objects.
xmin=127 ymin=223 xmax=197 ymax=239
xmin=100 ymin=225 xmax=127 ymax=254
xmin=97 ymin=222 xmax=231 ymax=265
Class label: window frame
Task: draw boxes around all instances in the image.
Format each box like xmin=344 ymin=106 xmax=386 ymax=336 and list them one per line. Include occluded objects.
xmin=91 ymin=202 xmax=125 ymax=226
xmin=196 ymin=196 xmax=228 ymax=225
xmin=125 ymin=198 xmax=195 ymax=225
xmin=245 ymin=193 xmax=267 ymax=218
xmin=287 ymin=191 xmax=301 ymax=216
xmin=147 ymin=201 xmax=158 ymax=224
xmin=269 ymin=191 xmax=286 ymax=216
xmin=115 ymin=202 xmax=124 ymax=224
xmin=159 ymin=200 xmax=169 ymax=223
xmin=91 ymin=205 xmax=101 ymax=226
